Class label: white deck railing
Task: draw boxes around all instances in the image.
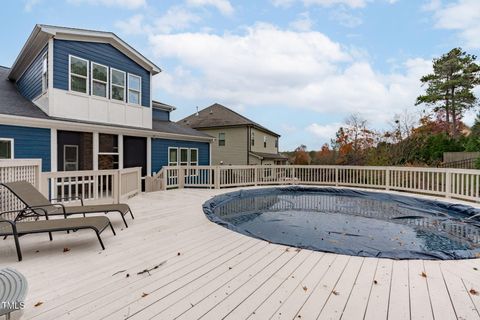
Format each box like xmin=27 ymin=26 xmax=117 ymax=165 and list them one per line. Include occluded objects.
xmin=147 ymin=165 xmax=480 ymax=203
xmin=41 ymin=167 xmax=142 ymax=205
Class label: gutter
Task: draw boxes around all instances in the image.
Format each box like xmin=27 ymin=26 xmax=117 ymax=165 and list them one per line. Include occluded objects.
xmin=0 ymin=114 xmax=214 ymax=143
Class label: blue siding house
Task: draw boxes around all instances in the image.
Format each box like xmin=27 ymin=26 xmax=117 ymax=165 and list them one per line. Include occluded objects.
xmin=0 ymin=24 xmax=212 ymax=177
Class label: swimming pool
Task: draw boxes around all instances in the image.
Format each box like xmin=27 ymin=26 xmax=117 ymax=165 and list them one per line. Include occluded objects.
xmin=203 ymin=187 xmax=480 ymax=260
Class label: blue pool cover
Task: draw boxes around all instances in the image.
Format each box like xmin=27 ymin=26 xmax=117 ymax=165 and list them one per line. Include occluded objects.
xmin=203 ymin=187 xmax=480 ymax=260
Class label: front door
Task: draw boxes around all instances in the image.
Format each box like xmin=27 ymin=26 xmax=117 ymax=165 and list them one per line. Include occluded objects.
xmin=123 ymin=136 xmax=147 ymax=177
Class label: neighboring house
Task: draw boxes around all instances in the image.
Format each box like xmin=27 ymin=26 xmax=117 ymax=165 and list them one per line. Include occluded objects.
xmin=178 ymin=103 xmax=287 ymax=165
xmin=0 ymin=24 xmax=212 ymax=177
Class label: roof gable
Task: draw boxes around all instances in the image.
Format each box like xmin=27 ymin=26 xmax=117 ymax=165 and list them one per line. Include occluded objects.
xmin=8 ymin=24 xmax=161 ymax=81
xmin=178 ymin=103 xmax=280 ymax=137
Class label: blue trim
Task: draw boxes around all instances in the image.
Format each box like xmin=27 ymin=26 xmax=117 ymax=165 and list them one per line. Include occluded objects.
xmin=17 ymin=45 xmax=48 ymax=101
xmin=0 ymin=124 xmax=51 ymax=171
xmin=151 ymin=139 xmax=210 ymax=174
xmin=53 ymin=39 xmax=150 ymax=107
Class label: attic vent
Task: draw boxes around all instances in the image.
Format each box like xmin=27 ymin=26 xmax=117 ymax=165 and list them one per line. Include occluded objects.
xmin=209 ymin=110 xmax=213 ymax=114
xmin=195 ymin=106 xmax=199 ymax=116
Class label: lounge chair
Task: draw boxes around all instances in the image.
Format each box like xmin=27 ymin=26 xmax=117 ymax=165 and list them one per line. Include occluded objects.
xmin=1 ymin=181 xmax=134 ymax=228
xmin=0 ymin=209 xmax=115 ymax=261
xmin=0 ymin=268 xmax=28 ymax=319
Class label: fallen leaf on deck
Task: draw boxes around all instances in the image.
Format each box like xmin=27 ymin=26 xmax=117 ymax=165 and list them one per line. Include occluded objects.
xmin=470 ymin=289 xmax=479 ymax=295
xmin=332 ymin=290 xmax=339 ymax=295
xmin=474 ymin=267 xmax=478 ymax=271
xmin=373 ymin=280 xmax=378 ymax=285
xmin=421 ymin=272 xmax=427 ymax=278
xmin=177 ymin=252 xmax=181 ymax=256
xmin=141 ymin=292 xmax=149 ymax=298
xmin=302 ymin=286 xmax=308 ymax=292
xmin=63 ymin=247 xmax=70 ymax=252
xmin=34 ymin=302 xmax=43 ymax=307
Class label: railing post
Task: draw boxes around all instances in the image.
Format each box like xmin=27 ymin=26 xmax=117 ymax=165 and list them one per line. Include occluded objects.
xmin=214 ymin=166 xmax=220 ymax=189
xmin=445 ymin=170 xmax=451 ymax=198
xmin=254 ymin=167 xmax=258 ymax=186
xmin=335 ymin=167 xmax=339 ymax=187
xmin=114 ymin=170 xmax=120 ymax=204
xmin=162 ymin=169 xmax=167 ymax=191
xmin=178 ymin=167 xmax=185 ymax=189
xmin=385 ymin=168 xmax=390 ymax=191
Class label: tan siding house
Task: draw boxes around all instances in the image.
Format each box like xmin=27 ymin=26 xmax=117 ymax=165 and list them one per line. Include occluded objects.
xmin=178 ymin=103 xmax=287 ymax=165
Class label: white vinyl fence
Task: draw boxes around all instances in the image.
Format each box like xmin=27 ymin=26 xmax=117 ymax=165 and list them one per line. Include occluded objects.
xmin=148 ymin=165 xmax=480 ymax=203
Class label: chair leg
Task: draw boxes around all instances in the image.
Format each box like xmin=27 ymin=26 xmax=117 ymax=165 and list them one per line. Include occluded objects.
xmin=13 ymin=234 xmax=22 ymax=262
xmin=120 ymin=212 xmax=128 ymax=228
xmin=129 ymin=209 xmax=135 ymax=220
xmin=109 ymin=222 xmax=116 ymax=236
xmin=49 ymin=232 xmax=53 ymax=241
xmin=96 ymin=232 xmax=105 ymax=250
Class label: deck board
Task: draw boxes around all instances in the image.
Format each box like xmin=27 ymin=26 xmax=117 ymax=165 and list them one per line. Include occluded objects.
xmin=1 ymin=188 xmax=480 ymax=320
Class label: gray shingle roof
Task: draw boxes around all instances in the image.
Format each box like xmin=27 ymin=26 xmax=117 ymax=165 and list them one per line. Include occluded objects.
xmin=0 ymin=66 xmax=49 ymax=119
xmin=178 ymin=103 xmax=280 ymax=137
xmin=0 ymin=66 xmax=210 ymax=140
xmin=249 ymin=151 xmax=288 ymax=160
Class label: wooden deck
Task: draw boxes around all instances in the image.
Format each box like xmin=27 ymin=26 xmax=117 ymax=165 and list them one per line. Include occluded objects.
xmin=2 ymin=188 xmax=480 ymax=320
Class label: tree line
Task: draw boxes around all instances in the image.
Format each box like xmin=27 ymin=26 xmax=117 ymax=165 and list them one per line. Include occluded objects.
xmin=286 ymin=48 xmax=480 ymax=167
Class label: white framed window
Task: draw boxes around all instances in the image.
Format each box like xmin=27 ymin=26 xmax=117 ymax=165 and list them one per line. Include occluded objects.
xmin=168 ymin=147 xmax=178 ymax=166
xmin=91 ymin=62 xmax=109 ymax=98
xmin=111 ymin=68 xmax=126 ymax=102
xmin=63 ymin=145 xmax=79 ymax=171
xmin=0 ymin=138 xmax=14 ymax=159
xmin=41 ymin=53 xmax=48 ymax=93
xmin=98 ymin=134 xmax=119 ymax=170
xmin=189 ymin=149 xmax=198 ymax=166
xmin=264 ymin=136 xmax=267 ymax=148
xmin=218 ymin=132 xmax=226 ymax=146
xmin=189 ymin=148 xmax=198 ymax=176
xmin=128 ymin=73 xmax=142 ymax=105
xmin=69 ymin=55 xmax=89 ymax=94
xmin=251 ymin=131 xmax=255 ymax=146
xmin=180 ymin=148 xmax=189 ymax=166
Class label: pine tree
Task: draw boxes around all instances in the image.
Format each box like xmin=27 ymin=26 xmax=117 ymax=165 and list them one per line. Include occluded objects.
xmin=416 ymin=48 xmax=480 ymax=137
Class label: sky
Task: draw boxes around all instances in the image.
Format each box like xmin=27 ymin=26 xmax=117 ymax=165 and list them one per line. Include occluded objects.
xmin=1 ymin=0 xmax=480 ymax=151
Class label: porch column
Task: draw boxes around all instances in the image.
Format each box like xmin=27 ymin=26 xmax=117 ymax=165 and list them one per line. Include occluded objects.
xmin=147 ymin=137 xmax=152 ymax=176
xmin=50 ymin=128 xmax=57 ymax=172
xmin=118 ymin=134 xmax=124 ymax=169
xmin=93 ymin=132 xmax=99 ymax=170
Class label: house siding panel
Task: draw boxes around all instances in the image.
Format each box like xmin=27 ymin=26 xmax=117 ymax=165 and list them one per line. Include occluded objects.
xmin=152 ymin=109 xmax=169 ymax=121
xmin=0 ymin=124 xmax=51 ymax=171
xmin=53 ymin=39 xmax=150 ymax=107
xmin=151 ymin=139 xmax=210 ymax=174
xmin=198 ymin=127 xmax=248 ymax=165
xmin=16 ymin=45 xmax=47 ymax=101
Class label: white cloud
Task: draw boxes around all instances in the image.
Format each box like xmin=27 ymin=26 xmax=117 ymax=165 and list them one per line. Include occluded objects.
xmin=307 ymin=123 xmax=342 ymax=140
xmin=430 ymin=0 xmax=480 ymax=49
xmin=154 ymin=7 xmax=201 ymax=33
xmin=304 ymin=0 xmax=367 ymax=8
xmin=186 ymin=0 xmax=234 ymax=15
xmin=271 ymin=0 xmax=296 ymax=8
xmin=289 ymin=12 xmax=313 ymax=31
xmin=67 ymin=0 xmax=146 ymax=9
xmin=149 ymin=23 xmax=431 ymax=126
xmin=115 ymin=14 xmax=147 ymax=35
xmin=330 ymin=7 xmax=363 ymax=27
xmin=24 ymin=0 xmax=40 ymax=12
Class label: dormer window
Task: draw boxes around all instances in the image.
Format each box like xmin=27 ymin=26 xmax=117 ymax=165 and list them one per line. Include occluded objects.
xmin=111 ymin=68 xmax=126 ymax=102
xmin=92 ymin=63 xmax=108 ymax=98
xmin=128 ymin=74 xmax=141 ymax=105
xmin=69 ymin=55 xmax=88 ymax=94
xmin=41 ymin=53 xmax=48 ymax=93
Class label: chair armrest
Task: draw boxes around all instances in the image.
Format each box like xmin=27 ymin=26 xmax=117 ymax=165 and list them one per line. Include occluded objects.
xmin=0 ymin=209 xmax=26 ymax=222
xmin=27 ymin=203 xmax=66 ymax=218
xmin=50 ymin=196 xmax=84 ymax=206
